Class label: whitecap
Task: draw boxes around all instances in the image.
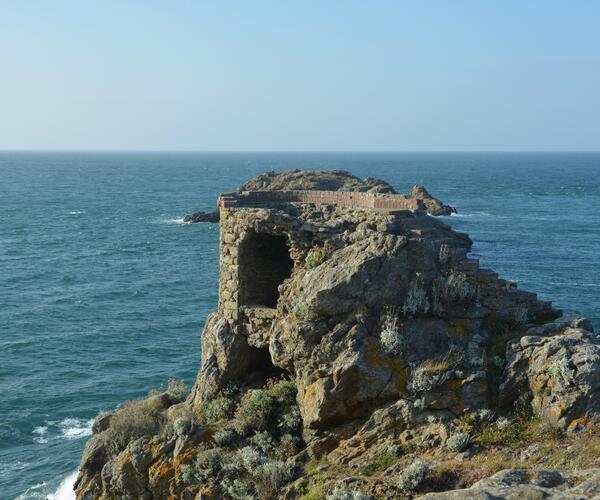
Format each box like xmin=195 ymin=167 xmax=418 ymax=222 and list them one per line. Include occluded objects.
xmin=47 ymin=470 xmax=78 ymax=500
xmin=33 ymin=425 xmax=48 ymax=444
xmin=58 ymin=418 xmax=94 ymax=439
xmin=164 ymin=216 xmax=189 ymax=225
xmin=67 ymin=211 xmax=83 ymax=215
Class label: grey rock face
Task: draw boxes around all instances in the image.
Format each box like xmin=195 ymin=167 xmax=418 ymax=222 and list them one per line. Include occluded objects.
xmin=420 ymin=468 xmax=600 ymax=499
xmin=499 ymin=326 xmax=600 ymax=430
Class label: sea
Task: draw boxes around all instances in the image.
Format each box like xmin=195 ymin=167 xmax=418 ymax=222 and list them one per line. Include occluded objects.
xmin=1 ymin=151 xmax=599 ymax=499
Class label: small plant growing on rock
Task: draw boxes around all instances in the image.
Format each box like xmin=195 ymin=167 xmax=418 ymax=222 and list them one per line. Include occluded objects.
xmin=305 ymin=246 xmax=328 ymax=269
xmin=548 ymin=355 xmax=574 ymax=386
xmin=173 ymin=414 xmax=192 ymax=438
xmin=213 ymin=427 xmax=237 ymax=447
xmin=326 ymin=487 xmax=373 ymax=500
xmin=102 ymin=397 xmax=163 ymax=453
xmin=446 ymin=432 xmax=470 ymax=452
xmin=403 ymin=276 xmax=430 ymax=318
xmin=379 ymin=306 xmax=406 ymax=356
xmin=397 ymin=461 xmax=430 ymax=494
xmin=438 ymin=243 xmax=451 ymax=269
xmin=291 ymin=300 xmax=309 ymax=320
xmin=432 ymin=271 xmax=477 ymax=316
xmin=166 ymin=379 xmax=189 ymax=403
xmin=234 ymin=389 xmax=275 ymax=434
xmin=204 ymin=395 xmax=235 ymax=424
xmin=278 ymin=433 xmax=301 ymax=459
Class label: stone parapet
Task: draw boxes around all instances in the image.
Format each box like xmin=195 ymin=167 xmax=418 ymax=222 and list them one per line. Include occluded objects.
xmin=218 ymin=189 xmax=425 ymax=212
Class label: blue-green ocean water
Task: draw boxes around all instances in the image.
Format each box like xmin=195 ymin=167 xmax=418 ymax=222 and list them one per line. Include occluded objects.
xmin=1 ymin=152 xmax=599 ymax=499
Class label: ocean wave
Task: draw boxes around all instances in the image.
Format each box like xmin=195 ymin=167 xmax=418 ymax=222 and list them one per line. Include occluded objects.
xmin=58 ymin=418 xmax=94 ymax=439
xmin=47 ymin=470 xmax=77 ymax=500
xmin=448 ymin=211 xmax=493 ymax=218
xmin=67 ymin=211 xmax=83 ymax=215
xmin=32 ymin=418 xmax=93 ymax=444
xmin=163 ymin=216 xmax=189 ymax=225
xmin=32 ymin=425 xmax=48 ymax=444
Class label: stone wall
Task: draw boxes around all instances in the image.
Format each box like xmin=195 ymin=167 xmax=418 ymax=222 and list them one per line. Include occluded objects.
xmin=219 ymin=189 xmax=424 ymax=212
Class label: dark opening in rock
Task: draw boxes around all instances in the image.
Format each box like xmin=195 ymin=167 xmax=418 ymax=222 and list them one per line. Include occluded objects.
xmin=245 ymin=345 xmax=287 ymax=382
xmin=239 ymin=232 xmax=293 ymax=308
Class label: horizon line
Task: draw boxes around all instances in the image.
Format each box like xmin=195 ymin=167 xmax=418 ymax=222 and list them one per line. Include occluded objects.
xmin=1 ymin=149 xmax=599 ymax=154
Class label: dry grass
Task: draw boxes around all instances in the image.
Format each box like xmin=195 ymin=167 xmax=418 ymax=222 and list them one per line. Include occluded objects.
xmin=418 ymin=351 xmax=462 ymax=375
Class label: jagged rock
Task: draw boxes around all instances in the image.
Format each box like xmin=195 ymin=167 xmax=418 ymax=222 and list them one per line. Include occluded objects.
xmin=499 ymin=326 xmax=600 ymax=430
xmin=420 ymin=468 xmax=600 ymax=499
xmin=410 ymin=185 xmax=456 ymax=216
xmin=183 ymin=209 xmax=219 ymax=223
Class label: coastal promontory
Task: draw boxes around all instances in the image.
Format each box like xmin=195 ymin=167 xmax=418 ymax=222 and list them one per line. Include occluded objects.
xmin=76 ymin=170 xmax=600 ymax=499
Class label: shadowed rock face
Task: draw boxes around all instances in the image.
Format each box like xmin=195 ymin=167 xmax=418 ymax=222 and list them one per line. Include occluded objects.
xmin=76 ymin=171 xmax=600 ymax=500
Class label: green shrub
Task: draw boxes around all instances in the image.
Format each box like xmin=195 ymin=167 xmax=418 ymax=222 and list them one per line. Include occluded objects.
xmin=213 ymin=427 xmax=237 ymax=447
xmin=250 ymin=430 xmax=275 ymax=454
xmin=279 ymin=406 xmax=302 ymax=433
xmin=267 ymin=378 xmax=297 ymax=405
xmin=234 ymin=389 xmax=275 ymax=433
xmin=102 ymin=398 xmax=163 ymax=453
xmin=379 ymin=306 xmax=405 ymax=356
xmin=398 ymin=461 xmax=430 ymax=494
xmin=305 ymin=247 xmax=328 ymax=269
xmin=166 ymin=379 xmax=189 ymax=403
xmin=326 ymin=487 xmax=372 ymax=500
xmin=173 ymin=414 xmax=192 ymax=438
xmin=292 ymin=300 xmax=309 ymax=320
xmin=432 ymin=272 xmax=477 ymax=315
xmin=278 ymin=433 xmax=301 ymax=459
xmin=446 ymin=432 xmax=470 ymax=452
xmin=181 ymin=448 xmax=222 ymax=485
xmin=204 ymin=396 xmax=235 ymax=423
xmin=403 ymin=276 xmax=430 ymax=318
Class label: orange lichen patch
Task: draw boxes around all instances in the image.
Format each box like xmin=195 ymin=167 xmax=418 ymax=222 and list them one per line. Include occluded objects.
xmin=550 ymin=402 xmax=567 ymax=418
xmin=568 ymin=416 xmax=589 ymax=432
xmin=304 ymin=377 xmax=328 ymax=402
xmin=173 ymin=446 xmax=197 ymax=471
xmin=149 ymin=457 xmax=175 ymax=485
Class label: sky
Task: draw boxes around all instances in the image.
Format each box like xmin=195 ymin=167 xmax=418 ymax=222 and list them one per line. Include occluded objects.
xmin=0 ymin=1 xmax=599 ymax=151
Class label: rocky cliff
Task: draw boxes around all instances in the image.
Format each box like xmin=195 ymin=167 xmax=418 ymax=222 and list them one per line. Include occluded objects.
xmin=76 ymin=171 xmax=600 ymax=499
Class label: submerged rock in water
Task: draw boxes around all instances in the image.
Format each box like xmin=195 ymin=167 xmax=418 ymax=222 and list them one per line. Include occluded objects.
xmin=77 ymin=170 xmax=600 ymax=499
xmin=182 ymin=209 xmax=220 ymax=223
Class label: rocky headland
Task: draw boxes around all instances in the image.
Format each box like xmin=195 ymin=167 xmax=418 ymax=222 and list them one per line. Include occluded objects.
xmin=76 ymin=171 xmax=600 ymax=499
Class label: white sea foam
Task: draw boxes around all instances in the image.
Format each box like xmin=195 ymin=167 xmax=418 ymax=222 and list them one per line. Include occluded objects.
xmin=32 ymin=425 xmax=48 ymax=444
xmin=166 ymin=216 xmax=189 ymax=224
xmin=58 ymin=418 xmax=94 ymax=439
xmin=68 ymin=211 xmax=83 ymax=215
xmin=47 ymin=470 xmax=78 ymax=500
xmin=33 ymin=418 xmax=94 ymax=444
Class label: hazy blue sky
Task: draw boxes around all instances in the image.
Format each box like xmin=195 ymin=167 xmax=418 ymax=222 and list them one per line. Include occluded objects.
xmin=1 ymin=1 xmax=599 ymax=151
